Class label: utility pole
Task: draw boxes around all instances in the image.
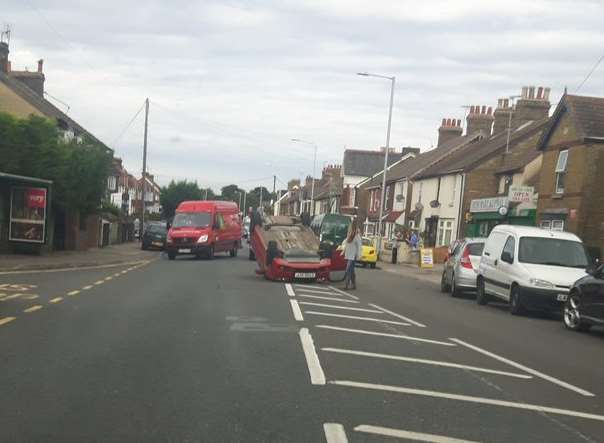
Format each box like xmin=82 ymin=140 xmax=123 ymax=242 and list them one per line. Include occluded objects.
xmin=238 ymin=191 xmax=243 ymax=209
xmin=273 ymin=175 xmax=276 ymax=195
xmin=259 ymin=187 xmax=263 ymax=211
xmin=141 ymin=98 xmax=149 ymax=239
xmin=242 ymin=191 xmax=247 ymax=215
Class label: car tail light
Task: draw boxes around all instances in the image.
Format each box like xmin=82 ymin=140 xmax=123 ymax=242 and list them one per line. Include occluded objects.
xmin=460 ymin=246 xmax=473 ymax=269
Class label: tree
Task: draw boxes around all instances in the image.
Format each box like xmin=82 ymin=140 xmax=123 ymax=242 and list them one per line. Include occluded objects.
xmin=220 ymin=184 xmax=241 ymax=203
xmin=160 ymin=180 xmax=209 ymax=219
xmin=246 ymin=186 xmax=275 ymax=211
xmin=0 ymin=113 xmax=111 ymax=216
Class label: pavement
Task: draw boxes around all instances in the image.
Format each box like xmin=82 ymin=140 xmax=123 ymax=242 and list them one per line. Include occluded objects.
xmin=0 ymin=241 xmax=154 ymax=273
xmin=1 ymin=245 xmax=603 ymax=442
xmin=378 ymin=260 xmax=444 ymax=285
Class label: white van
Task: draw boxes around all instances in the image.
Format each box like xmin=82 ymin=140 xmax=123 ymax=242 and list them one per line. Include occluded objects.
xmin=476 ymin=225 xmax=590 ymax=314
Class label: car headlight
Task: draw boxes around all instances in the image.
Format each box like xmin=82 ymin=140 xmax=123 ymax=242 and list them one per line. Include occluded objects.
xmin=529 ymin=278 xmax=554 ymax=288
xmin=197 ymin=234 xmax=209 ymax=243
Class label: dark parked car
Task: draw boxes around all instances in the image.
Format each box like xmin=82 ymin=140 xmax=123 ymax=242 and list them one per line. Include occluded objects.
xmin=141 ymin=222 xmax=167 ymax=250
xmin=563 ymin=263 xmax=604 ymax=332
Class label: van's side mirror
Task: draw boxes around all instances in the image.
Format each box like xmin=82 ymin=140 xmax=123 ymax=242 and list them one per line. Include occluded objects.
xmin=501 ymin=251 xmax=513 ymax=264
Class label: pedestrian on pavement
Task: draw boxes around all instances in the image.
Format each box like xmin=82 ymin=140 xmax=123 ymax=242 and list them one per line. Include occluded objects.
xmin=341 ymin=219 xmax=362 ymax=290
xmin=409 ymin=230 xmax=419 ymax=250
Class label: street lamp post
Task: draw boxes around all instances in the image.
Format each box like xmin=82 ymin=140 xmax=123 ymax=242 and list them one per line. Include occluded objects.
xmin=291 ymin=138 xmax=318 ymax=216
xmin=358 ymin=72 xmax=396 ymax=255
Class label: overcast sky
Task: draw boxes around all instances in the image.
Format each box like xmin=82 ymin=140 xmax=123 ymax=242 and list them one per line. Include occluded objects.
xmin=4 ymin=0 xmax=604 ymax=191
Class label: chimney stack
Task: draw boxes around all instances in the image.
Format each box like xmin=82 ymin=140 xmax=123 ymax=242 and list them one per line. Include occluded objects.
xmin=37 ymin=59 xmax=43 ymax=73
xmin=466 ymin=105 xmax=494 ymax=136
xmin=437 ymin=118 xmax=463 ymax=147
xmin=512 ymin=85 xmax=551 ymax=127
xmin=493 ymin=98 xmax=513 ymax=135
xmin=0 ymin=41 xmax=9 ymax=73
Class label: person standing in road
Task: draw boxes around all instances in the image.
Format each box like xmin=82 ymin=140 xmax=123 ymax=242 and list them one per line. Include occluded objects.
xmin=341 ymin=219 xmax=362 ymax=290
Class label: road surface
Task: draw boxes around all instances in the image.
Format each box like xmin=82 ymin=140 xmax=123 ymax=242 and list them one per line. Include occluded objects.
xmin=1 ymin=246 xmax=603 ymax=442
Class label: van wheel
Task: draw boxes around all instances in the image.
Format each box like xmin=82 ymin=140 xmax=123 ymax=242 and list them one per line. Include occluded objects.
xmin=168 ymin=252 xmax=176 ymax=260
xmin=249 ymin=248 xmax=255 ymax=261
xmin=510 ymin=286 xmax=525 ymax=315
xmin=476 ymin=278 xmax=488 ymax=305
xmin=440 ymin=271 xmax=450 ymax=293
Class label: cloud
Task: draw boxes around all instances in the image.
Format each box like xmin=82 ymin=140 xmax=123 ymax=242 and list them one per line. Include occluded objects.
xmin=3 ymin=0 xmax=604 ymax=190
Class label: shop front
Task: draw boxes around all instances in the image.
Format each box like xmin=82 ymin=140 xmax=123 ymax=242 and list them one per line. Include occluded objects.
xmin=0 ymin=172 xmax=52 ymax=254
xmin=466 ymin=189 xmax=537 ymax=238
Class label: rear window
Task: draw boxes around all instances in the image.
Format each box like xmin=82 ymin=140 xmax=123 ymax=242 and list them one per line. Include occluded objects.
xmin=467 ymin=242 xmax=485 ymax=256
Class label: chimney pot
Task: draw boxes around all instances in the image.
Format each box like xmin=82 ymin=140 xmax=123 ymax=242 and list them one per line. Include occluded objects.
xmin=441 ymin=118 xmax=446 ymax=126
xmin=37 ymin=59 xmax=43 ymax=73
xmin=528 ymin=86 xmax=535 ymax=99
xmin=481 ymin=105 xmax=486 ymax=114
xmin=487 ymin=106 xmax=492 ymax=115
xmin=457 ymin=119 xmax=461 ymax=127
xmin=522 ymin=86 xmax=528 ymax=98
xmin=544 ymin=87 xmax=551 ymax=100
xmin=537 ymin=86 xmax=543 ymax=99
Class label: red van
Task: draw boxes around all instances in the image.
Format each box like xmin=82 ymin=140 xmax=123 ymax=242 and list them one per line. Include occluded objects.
xmin=166 ymin=201 xmax=242 ymax=260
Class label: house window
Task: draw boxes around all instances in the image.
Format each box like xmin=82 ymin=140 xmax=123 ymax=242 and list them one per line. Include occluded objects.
xmin=555 ymin=149 xmax=568 ymax=194
xmin=437 ymin=219 xmax=454 ymax=246
xmin=541 ymin=219 xmax=565 ymax=231
xmin=363 ymin=221 xmax=375 ymax=237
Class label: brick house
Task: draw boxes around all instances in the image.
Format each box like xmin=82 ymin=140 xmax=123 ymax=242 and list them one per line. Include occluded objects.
xmin=0 ymin=40 xmax=114 ymax=251
xmin=132 ymin=173 xmax=161 ymax=215
xmin=536 ymin=93 xmax=604 ymax=259
xmin=312 ymin=164 xmax=343 ymax=216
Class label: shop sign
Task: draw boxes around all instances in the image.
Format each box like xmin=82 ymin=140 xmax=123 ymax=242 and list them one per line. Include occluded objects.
xmin=508 ymin=186 xmax=534 ymax=203
xmin=9 ymin=186 xmax=47 ymax=243
xmin=470 ymin=197 xmax=509 ymax=213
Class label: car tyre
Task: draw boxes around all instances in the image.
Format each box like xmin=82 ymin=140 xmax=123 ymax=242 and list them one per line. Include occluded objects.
xmin=476 ymin=278 xmax=488 ymax=305
xmin=509 ymin=285 xmax=525 ymax=316
xmin=440 ymin=271 xmax=450 ymax=293
xmin=451 ymin=275 xmax=461 ymax=297
xmin=563 ymin=292 xmax=591 ymax=332
xmin=167 ymin=251 xmax=176 ymax=260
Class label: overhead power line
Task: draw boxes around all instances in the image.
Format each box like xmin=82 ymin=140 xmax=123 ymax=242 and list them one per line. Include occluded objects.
xmin=576 ymin=54 xmax=604 ymax=92
xmin=111 ymin=101 xmax=146 ymax=147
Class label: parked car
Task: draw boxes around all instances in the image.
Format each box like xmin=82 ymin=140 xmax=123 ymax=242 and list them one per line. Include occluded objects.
xmin=165 ymin=200 xmax=242 ymax=260
xmin=441 ymin=238 xmax=485 ymax=297
xmin=141 ymin=222 xmax=167 ymax=250
xmin=563 ymin=263 xmax=604 ymax=332
xmin=476 ymin=225 xmax=590 ymax=315
xmin=358 ymin=237 xmax=377 ymax=269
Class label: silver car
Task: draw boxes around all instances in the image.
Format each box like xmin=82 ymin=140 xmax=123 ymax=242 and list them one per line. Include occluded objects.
xmin=441 ymin=238 xmax=485 ymax=297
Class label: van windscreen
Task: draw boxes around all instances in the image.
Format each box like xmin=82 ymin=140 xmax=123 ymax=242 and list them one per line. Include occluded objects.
xmin=172 ymin=212 xmax=212 ymax=228
xmin=518 ymin=237 xmax=589 ymax=268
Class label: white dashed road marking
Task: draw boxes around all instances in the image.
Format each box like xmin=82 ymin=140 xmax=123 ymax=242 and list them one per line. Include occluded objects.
xmin=322 ymin=348 xmax=533 ymax=379
xmin=304 ymin=311 xmax=410 ymax=326
xmin=450 ymin=338 xmax=594 ymax=397
xmin=299 ymin=328 xmax=326 ymax=385
xmin=354 ymin=425 xmax=481 ymax=443
xmin=298 ymin=302 xmax=382 ymax=313
xmin=323 ymin=423 xmax=348 ymax=443
xmin=331 ymin=380 xmax=604 ymax=422
xmin=289 ymin=300 xmax=304 ymax=321
xmin=368 ymin=303 xmax=426 ymax=328
xmin=315 ymin=325 xmax=456 ymax=346
xmin=285 ymin=283 xmax=295 ymax=297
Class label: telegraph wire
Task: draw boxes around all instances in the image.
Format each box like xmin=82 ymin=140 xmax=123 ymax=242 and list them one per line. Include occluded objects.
xmin=576 ymin=53 xmax=604 ymax=92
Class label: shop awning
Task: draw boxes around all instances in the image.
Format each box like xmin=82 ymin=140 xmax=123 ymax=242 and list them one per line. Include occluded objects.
xmin=383 ymin=210 xmax=404 ymax=223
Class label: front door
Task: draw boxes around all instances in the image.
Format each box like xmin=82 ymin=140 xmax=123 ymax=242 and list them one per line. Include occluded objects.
xmin=424 ymin=216 xmax=439 ymax=247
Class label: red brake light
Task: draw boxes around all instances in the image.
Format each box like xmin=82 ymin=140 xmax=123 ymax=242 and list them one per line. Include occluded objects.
xmin=460 ymin=246 xmax=473 ymax=269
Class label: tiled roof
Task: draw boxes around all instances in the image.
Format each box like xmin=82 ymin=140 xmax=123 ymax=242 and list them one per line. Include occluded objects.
xmin=343 ymin=149 xmax=404 ymax=177
xmin=538 ymin=94 xmax=604 ymax=149
xmin=0 ymin=71 xmax=111 ymax=152
xmin=415 ymin=120 xmax=548 ymax=180
xmin=359 ymin=133 xmax=480 ymax=189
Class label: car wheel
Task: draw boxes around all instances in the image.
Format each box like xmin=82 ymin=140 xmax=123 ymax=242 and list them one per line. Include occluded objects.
xmin=370 ymin=263 xmax=376 ymax=269
xmin=509 ymin=285 xmax=525 ymax=316
xmin=451 ymin=275 xmax=461 ymax=297
xmin=563 ymin=293 xmax=591 ymax=332
xmin=440 ymin=271 xmax=450 ymax=293
xmin=167 ymin=252 xmax=176 ymax=260
xmin=476 ymin=278 xmax=488 ymax=305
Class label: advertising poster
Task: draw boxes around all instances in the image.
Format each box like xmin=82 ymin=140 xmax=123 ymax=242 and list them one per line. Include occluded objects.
xmin=9 ymin=186 xmax=47 ymax=243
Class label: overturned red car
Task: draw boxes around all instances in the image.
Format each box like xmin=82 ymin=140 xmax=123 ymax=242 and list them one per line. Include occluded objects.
xmin=248 ymin=213 xmax=331 ymax=282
